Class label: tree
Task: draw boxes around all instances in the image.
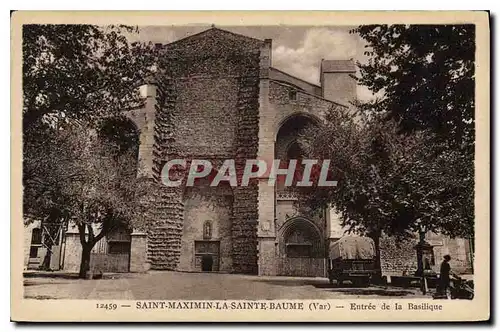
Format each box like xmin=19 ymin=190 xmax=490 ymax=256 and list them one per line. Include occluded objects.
xmin=299 ymin=107 xmax=473 ymax=276
xmin=68 ymin=127 xmax=148 ymax=279
xmin=351 ymin=24 xmax=475 ymax=244
xmin=297 ymin=25 xmax=475 ymax=276
xmin=22 ymin=25 xmax=156 ymax=275
xmin=23 ymin=121 xmax=79 ymax=270
xmin=25 ymin=122 xmax=150 ymax=278
xmin=352 ymin=25 xmax=475 ymax=150
xmin=22 ymin=24 xmax=156 ymax=130
xmin=23 ymin=24 xmax=155 ymax=196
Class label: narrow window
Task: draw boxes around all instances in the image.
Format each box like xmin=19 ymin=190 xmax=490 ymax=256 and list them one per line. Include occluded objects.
xmin=31 ymin=228 xmax=42 ymax=245
xmin=203 ymin=221 xmax=213 ymax=240
xmin=289 ymin=90 xmax=297 ymax=101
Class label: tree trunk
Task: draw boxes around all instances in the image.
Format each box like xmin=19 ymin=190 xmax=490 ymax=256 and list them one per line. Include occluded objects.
xmin=373 ymin=236 xmax=381 ymax=278
xmin=42 ymin=248 xmax=52 ymax=271
xmin=368 ymin=230 xmax=382 ymax=284
xmin=79 ymin=245 xmax=92 ymax=279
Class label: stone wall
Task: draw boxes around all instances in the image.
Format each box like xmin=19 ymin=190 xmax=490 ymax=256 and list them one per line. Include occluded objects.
xmin=380 ymin=233 xmax=474 ymax=276
xmin=380 ymin=235 xmax=418 ymax=276
xmin=231 ymin=73 xmax=261 ymax=274
xmin=130 ymin=232 xmax=149 ymax=272
xmin=320 ymin=59 xmax=357 ymax=107
xmin=269 ymin=80 xmax=343 ymax=131
xmin=269 ymin=67 xmax=322 ymax=96
xmin=179 ymin=184 xmax=234 ymax=272
xmin=142 ymin=180 xmax=184 ymax=270
xmin=275 ymin=200 xmax=325 ymax=235
xmin=127 ymin=84 xmax=156 ymax=179
xmin=171 ymin=78 xmax=239 ymax=156
xmin=326 ymin=209 xmax=347 ymax=239
xmin=144 ymin=28 xmax=263 ymax=273
xmin=253 ymin=70 xmax=341 ymax=276
xmin=256 ymin=40 xmax=277 ymax=276
xmin=427 ymin=233 xmax=473 ymax=274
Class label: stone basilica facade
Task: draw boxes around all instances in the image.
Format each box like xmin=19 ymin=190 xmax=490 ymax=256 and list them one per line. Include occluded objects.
xmin=25 ymin=28 xmax=473 ymax=278
xmin=127 ymin=27 xmax=352 ymax=276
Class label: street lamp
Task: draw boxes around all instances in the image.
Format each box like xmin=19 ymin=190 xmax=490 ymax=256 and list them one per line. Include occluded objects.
xmin=414 ymin=229 xmax=436 ymax=294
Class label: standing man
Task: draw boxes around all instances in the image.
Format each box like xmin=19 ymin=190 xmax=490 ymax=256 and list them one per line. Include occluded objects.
xmin=439 ymin=254 xmax=452 ymax=298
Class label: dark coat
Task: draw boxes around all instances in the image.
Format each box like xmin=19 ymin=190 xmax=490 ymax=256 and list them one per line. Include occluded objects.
xmin=440 ymin=260 xmax=451 ymax=283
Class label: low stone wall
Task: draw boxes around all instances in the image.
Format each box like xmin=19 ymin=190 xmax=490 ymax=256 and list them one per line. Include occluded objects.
xmin=380 ymin=235 xmax=418 ymax=276
xmin=380 ymin=233 xmax=473 ymax=276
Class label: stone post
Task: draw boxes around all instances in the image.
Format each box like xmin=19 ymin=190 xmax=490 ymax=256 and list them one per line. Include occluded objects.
xmin=130 ymin=232 xmax=149 ymax=272
xmin=414 ymin=231 xmax=435 ymax=295
xmin=256 ymin=38 xmax=277 ymax=276
xmin=134 ymin=83 xmax=157 ymax=179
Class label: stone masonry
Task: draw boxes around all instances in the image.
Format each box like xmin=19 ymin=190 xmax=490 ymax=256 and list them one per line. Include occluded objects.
xmin=113 ymin=27 xmax=474 ymax=277
xmin=25 ymin=28 xmax=473 ymax=278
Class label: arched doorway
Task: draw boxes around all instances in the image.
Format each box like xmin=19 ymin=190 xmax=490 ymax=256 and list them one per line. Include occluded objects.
xmin=274 ymin=113 xmax=326 ymax=277
xmin=277 ymin=217 xmax=325 ymax=277
xmin=275 ymin=113 xmax=320 ymax=191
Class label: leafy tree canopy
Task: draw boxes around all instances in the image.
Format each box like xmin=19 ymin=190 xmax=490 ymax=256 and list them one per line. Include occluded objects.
xmin=24 ymin=121 xmax=152 ymax=277
xmin=352 ymin=24 xmax=475 ymax=151
xmin=22 ymin=25 xmax=157 ymax=277
xmin=299 ymin=108 xmax=473 ymax=241
xmin=22 ymin=24 xmax=156 ymax=130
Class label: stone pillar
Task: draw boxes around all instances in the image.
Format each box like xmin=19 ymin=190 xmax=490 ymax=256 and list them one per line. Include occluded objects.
xmin=258 ymin=238 xmax=277 ymax=276
xmin=62 ymin=230 xmax=81 ymax=273
xmin=257 ymin=182 xmax=277 ymax=276
xmin=127 ymin=84 xmax=157 ymax=179
xmin=326 ymin=207 xmax=343 ymax=239
xmin=256 ymin=38 xmax=277 ymax=276
xmin=130 ymin=232 xmax=149 ymax=272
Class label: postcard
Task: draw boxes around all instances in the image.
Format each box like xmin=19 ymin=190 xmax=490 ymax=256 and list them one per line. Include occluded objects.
xmin=11 ymin=10 xmax=490 ymax=322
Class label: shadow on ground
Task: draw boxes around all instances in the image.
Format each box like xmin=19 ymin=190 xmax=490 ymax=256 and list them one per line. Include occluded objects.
xmin=23 ymin=271 xmax=81 ymax=279
xmin=24 ymin=295 xmax=59 ymax=300
xmin=253 ymin=278 xmax=373 ymax=289
xmin=253 ymin=279 xmax=327 ymax=287
xmin=23 ymin=280 xmax=73 ymax=287
xmin=253 ymin=278 xmax=418 ymax=297
xmin=328 ymin=288 xmax=416 ymax=297
xmin=23 ymin=271 xmax=135 ymax=280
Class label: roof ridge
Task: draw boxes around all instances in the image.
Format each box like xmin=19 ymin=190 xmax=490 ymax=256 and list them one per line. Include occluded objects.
xmin=163 ymin=27 xmax=264 ymax=47
xmin=269 ymin=67 xmax=321 ymax=89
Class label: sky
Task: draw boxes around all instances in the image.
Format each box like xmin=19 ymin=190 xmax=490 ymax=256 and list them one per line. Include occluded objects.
xmin=134 ymin=25 xmax=373 ymax=101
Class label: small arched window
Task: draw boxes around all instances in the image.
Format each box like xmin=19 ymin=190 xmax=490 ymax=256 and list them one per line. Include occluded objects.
xmin=203 ymin=221 xmax=213 ymax=240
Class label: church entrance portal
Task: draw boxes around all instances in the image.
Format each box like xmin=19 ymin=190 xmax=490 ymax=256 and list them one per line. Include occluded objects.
xmin=195 ymin=241 xmax=220 ymax=272
xmin=277 ymin=217 xmax=325 ymax=277
xmin=201 ymin=255 xmax=214 ymax=272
